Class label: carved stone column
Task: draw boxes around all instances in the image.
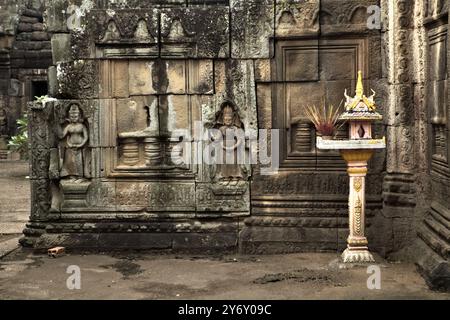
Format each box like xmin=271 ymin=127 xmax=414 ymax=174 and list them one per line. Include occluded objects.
xmin=121 ymin=138 xmax=139 ymax=166
xmin=144 ymin=136 xmax=162 ymax=166
xmin=341 ymin=150 xmax=375 ymax=263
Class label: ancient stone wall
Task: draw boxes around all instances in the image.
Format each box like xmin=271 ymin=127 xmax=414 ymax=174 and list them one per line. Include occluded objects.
xmin=414 ymin=0 xmax=450 ymax=291
xmin=0 ymin=0 xmax=51 ymax=158
xmin=16 ymin=0 xmax=450 ymax=290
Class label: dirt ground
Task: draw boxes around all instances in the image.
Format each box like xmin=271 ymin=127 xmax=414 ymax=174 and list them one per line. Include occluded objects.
xmin=0 ymin=161 xmax=29 ymax=235
xmin=0 ymin=161 xmax=449 ymax=300
xmin=1 ymin=249 xmax=449 ymax=300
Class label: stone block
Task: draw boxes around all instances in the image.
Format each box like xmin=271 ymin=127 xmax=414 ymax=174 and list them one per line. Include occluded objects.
xmin=320 ymin=0 xmax=380 ymax=34
xmin=128 ymin=60 xmax=155 ymax=95
xmin=19 ymin=16 xmax=40 ymax=24
xmin=95 ymin=0 xmax=186 ymax=8
xmin=254 ymin=59 xmax=271 ymax=82
xmin=196 ymin=183 xmax=250 ymax=213
xmin=51 ymin=33 xmax=72 ymax=64
xmin=98 ymin=233 xmax=172 ymax=249
xmin=35 ymin=233 xmax=100 ymax=250
xmin=187 ymin=60 xmax=214 ymax=94
xmin=17 ymin=23 xmax=33 ymax=32
xmin=416 ymin=238 xmax=450 ymax=291
xmin=187 ymin=0 xmax=229 ymax=4
xmin=160 ymin=7 xmax=230 ymax=58
xmin=231 ymin=0 xmax=274 ymax=59
xmin=98 ymin=99 xmax=117 ymax=147
xmin=31 ymin=31 xmax=50 ymax=41
xmin=32 ymin=23 xmax=45 ymax=31
xmin=56 ymin=60 xmax=99 ymax=99
xmin=116 ymin=96 xmax=157 ymax=134
xmin=320 ymin=49 xmax=357 ymax=81
xmin=115 ymin=181 xmax=196 ymax=211
xmin=239 ymin=225 xmax=348 ymax=254
xmin=98 ymin=60 xmax=131 ymax=98
xmin=172 ymin=233 xmax=238 ymax=251
xmin=112 ymin=60 xmax=129 ymax=98
xmin=275 ymin=0 xmax=319 ymax=37
xmin=286 ymin=45 xmax=319 ymax=81
xmin=428 ymin=80 xmax=447 ymax=124
xmin=166 ymin=60 xmax=186 ymax=94
xmin=164 ymin=95 xmax=189 ymax=131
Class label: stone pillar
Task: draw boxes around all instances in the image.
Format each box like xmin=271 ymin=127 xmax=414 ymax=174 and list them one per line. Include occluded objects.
xmin=341 ymin=150 xmax=375 ymax=263
xmin=121 ymin=138 xmax=139 ymax=166
xmin=144 ymin=137 xmax=162 ymax=166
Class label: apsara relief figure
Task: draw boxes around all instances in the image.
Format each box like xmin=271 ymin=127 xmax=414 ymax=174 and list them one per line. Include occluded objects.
xmin=59 ymin=104 xmax=89 ymax=182
xmin=211 ymin=101 xmax=246 ymax=185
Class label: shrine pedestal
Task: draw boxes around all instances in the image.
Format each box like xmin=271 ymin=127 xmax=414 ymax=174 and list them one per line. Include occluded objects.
xmin=341 ymin=150 xmax=375 ymax=263
xmin=317 ymin=138 xmax=384 ymax=263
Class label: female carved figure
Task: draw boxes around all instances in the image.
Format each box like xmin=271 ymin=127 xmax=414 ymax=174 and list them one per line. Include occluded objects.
xmin=59 ymin=104 xmax=89 ymax=182
xmin=211 ymin=101 xmax=245 ymax=185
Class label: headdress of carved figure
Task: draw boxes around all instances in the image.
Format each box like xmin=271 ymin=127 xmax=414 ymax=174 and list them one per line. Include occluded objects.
xmin=68 ymin=104 xmax=83 ymax=123
xmin=215 ymin=101 xmax=243 ymax=129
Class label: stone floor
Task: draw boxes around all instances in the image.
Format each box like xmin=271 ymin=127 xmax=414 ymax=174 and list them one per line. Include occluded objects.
xmin=0 ymin=161 xmax=29 ymax=235
xmin=0 ymin=161 xmax=29 ymax=258
xmin=0 ymin=161 xmax=449 ymax=300
xmin=1 ymin=250 xmax=450 ymax=300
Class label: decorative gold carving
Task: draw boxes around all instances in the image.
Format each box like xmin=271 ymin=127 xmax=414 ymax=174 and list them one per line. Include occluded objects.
xmin=354 ymin=197 xmax=362 ymax=236
xmin=344 ymin=71 xmax=377 ymax=112
xmin=353 ymin=177 xmax=362 ymax=192
xmin=341 ymin=149 xmax=374 ymax=162
xmin=348 ymin=238 xmax=368 ymax=246
xmin=347 ymin=167 xmax=368 ymax=175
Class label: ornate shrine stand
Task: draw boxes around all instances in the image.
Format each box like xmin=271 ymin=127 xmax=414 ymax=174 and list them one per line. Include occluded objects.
xmin=317 ymin=71 xmax=386 ymax=263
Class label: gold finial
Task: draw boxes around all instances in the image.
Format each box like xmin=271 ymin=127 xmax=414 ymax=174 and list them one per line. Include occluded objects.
xmin=356 ymin=70 xmax=364 ymax=98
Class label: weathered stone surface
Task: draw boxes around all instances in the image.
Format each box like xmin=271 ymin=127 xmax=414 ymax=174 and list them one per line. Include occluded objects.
xmin=115 ymin=181 xmax=196 ymax=211
xmin=196 ymin=182 xmax=250 ymax=214
xmin=231 ymin=0 xmax=274 ymax=59
xmin=56 ymin=60 xmax=99 ymax=99
xmin=275 ymin=0 xmax=319 ymax=37
xmin=188 ymin=60 xmax=214 ymax=94
xmin=116 ymin=96 xmax=157 ymax=134
xmin=214 ymin=59 xmax=258 ymax=131
xmin=320 ymin=0 xmax=380 ymax=35
xmin=10 ymin=0 xmax=449 ymax=292
xmin=160 ymin=7 xmax=230 ymax=58
xmin=51 ymin=33 xmax=71 ymax=64
xmin=128 ymin=60 xmax=155 ymax=95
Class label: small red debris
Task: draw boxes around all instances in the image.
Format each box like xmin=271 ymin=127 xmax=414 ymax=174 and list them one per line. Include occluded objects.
xmin=48 ymin=246 xmax=65 ymax=258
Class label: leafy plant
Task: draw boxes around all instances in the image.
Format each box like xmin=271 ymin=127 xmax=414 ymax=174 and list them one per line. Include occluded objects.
xmin=8 ymin=114 xmax=29 ymax=159
xmin=303 ymin=100 xmax=344 ymax=137
xmin=35 ymin=95 xmax=50 ymax=103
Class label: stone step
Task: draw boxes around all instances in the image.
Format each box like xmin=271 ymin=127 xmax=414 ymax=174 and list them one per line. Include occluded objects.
xmin=424 ymin=215 xmax=450 ymax=243
xmin=0 ymin=236 xmax=20 ymax=258
xmin=418 ymin=223 xmax=450 ymax=259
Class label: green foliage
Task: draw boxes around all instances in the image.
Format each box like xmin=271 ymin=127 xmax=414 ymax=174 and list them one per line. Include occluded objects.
xmin=35 ymin=95 xmax=49 ymax=103
xmin=8 ymin=95 xmax=49 ymax=159
xmin=8 ymin=114 xmax=29 ymax=159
